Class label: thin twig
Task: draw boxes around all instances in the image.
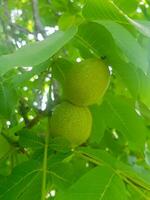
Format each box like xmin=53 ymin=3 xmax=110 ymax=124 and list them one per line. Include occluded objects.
xmin=41 ymin=118 xmax=50 ymax=200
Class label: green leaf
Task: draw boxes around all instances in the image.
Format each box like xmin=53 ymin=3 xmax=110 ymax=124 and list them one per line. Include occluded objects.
xmin=0 ymin=27 xmax=77 ymax=75
xmin=0 ymin=154 xmax=73 ymax=200
xmin=78 ymin=147 xmax=150 ymax=191
xmin=0 ymin=135 xmax=10 ymax=160
xmin=19 ymin=129 xmax=44 ymax=150
xmin=133 ymin=165 xmax=150 ymax=186
xmin=138 ymin=70 xmax=150 ymax=108
xmin=127 ymin=184 xmax=144 ymax=200
xmin=99 ymin=129 xmax=125 ymax=156
xmin=111 ymin=58 xmax=140 ymax=98
xmin=0 ymin=82 xmax=18 ymax=118
xmin=0 ymin=161 xmax=42 ymax=200
xmin=90 ymin=105 xmax=106 ymax=143
xmin=12 ymin=60 xmax=49 ymax=87
xmin=102 ymin=94 xmax=147 ymax=151
xmin=82 ymin=0 xmax=150 ymax=38
xmin=58 ymin=13 xmax=81 ymax=30
xmin=77 ymin=22 xmax=140 ymax=97
xmin=49 ymin=162 xmax=77 ymax=190
xmin=83 ymin=0 xmax=126 ymax=23
xmin=49 ymin=137 xmax=71 ymax=153
xmin=97 ymin=21 xmax=149 ymax=73
xmin=127 ymin=20 xmax=150 ymax=38
xmin=52 ymin=58 xmax=73 ymax=85
xmin=56 ymin=166 xmax=127 ymax=200
xmin=113 ymin=0 xmax=138 ymax=14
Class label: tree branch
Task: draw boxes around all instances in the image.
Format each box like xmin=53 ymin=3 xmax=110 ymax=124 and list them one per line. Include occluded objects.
xmin=2 ymin=0 xmax=32 ymax=46
xmin=19 ymin=99 xmax=30 ymax=127
xmin=11 ymin=23 xmax=32 ymax=35
xmin=32 ymin=0 xmax=46 ymax=38
xmin=0 ymin=16 xmax=9 ymax=40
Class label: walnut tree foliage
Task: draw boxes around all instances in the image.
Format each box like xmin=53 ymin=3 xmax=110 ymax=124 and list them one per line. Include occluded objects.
xmin=0 ymin=0 xmax=150 ymax=199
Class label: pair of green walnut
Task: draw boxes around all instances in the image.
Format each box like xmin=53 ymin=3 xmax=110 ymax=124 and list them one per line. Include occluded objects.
xmin=50 ymin=58 xmax=110 ymax=147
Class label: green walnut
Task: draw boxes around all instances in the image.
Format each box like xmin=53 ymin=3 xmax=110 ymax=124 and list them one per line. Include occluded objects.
xmin=0 ymin=135 xmax=10 ymax=159
xmin=63 ymin=58 xmax=110 ymax=106
xmin=50 ymin=102 xmax=92 ymax=147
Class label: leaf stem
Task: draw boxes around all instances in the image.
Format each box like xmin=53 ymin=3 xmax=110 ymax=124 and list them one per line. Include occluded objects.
xmin=41 ymin=118 xmax=50 ymax=200
xmin=77 ymin=151 xmax=150 ymax=196
xmin=123 ymin=177 xmax=150 ymax=200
